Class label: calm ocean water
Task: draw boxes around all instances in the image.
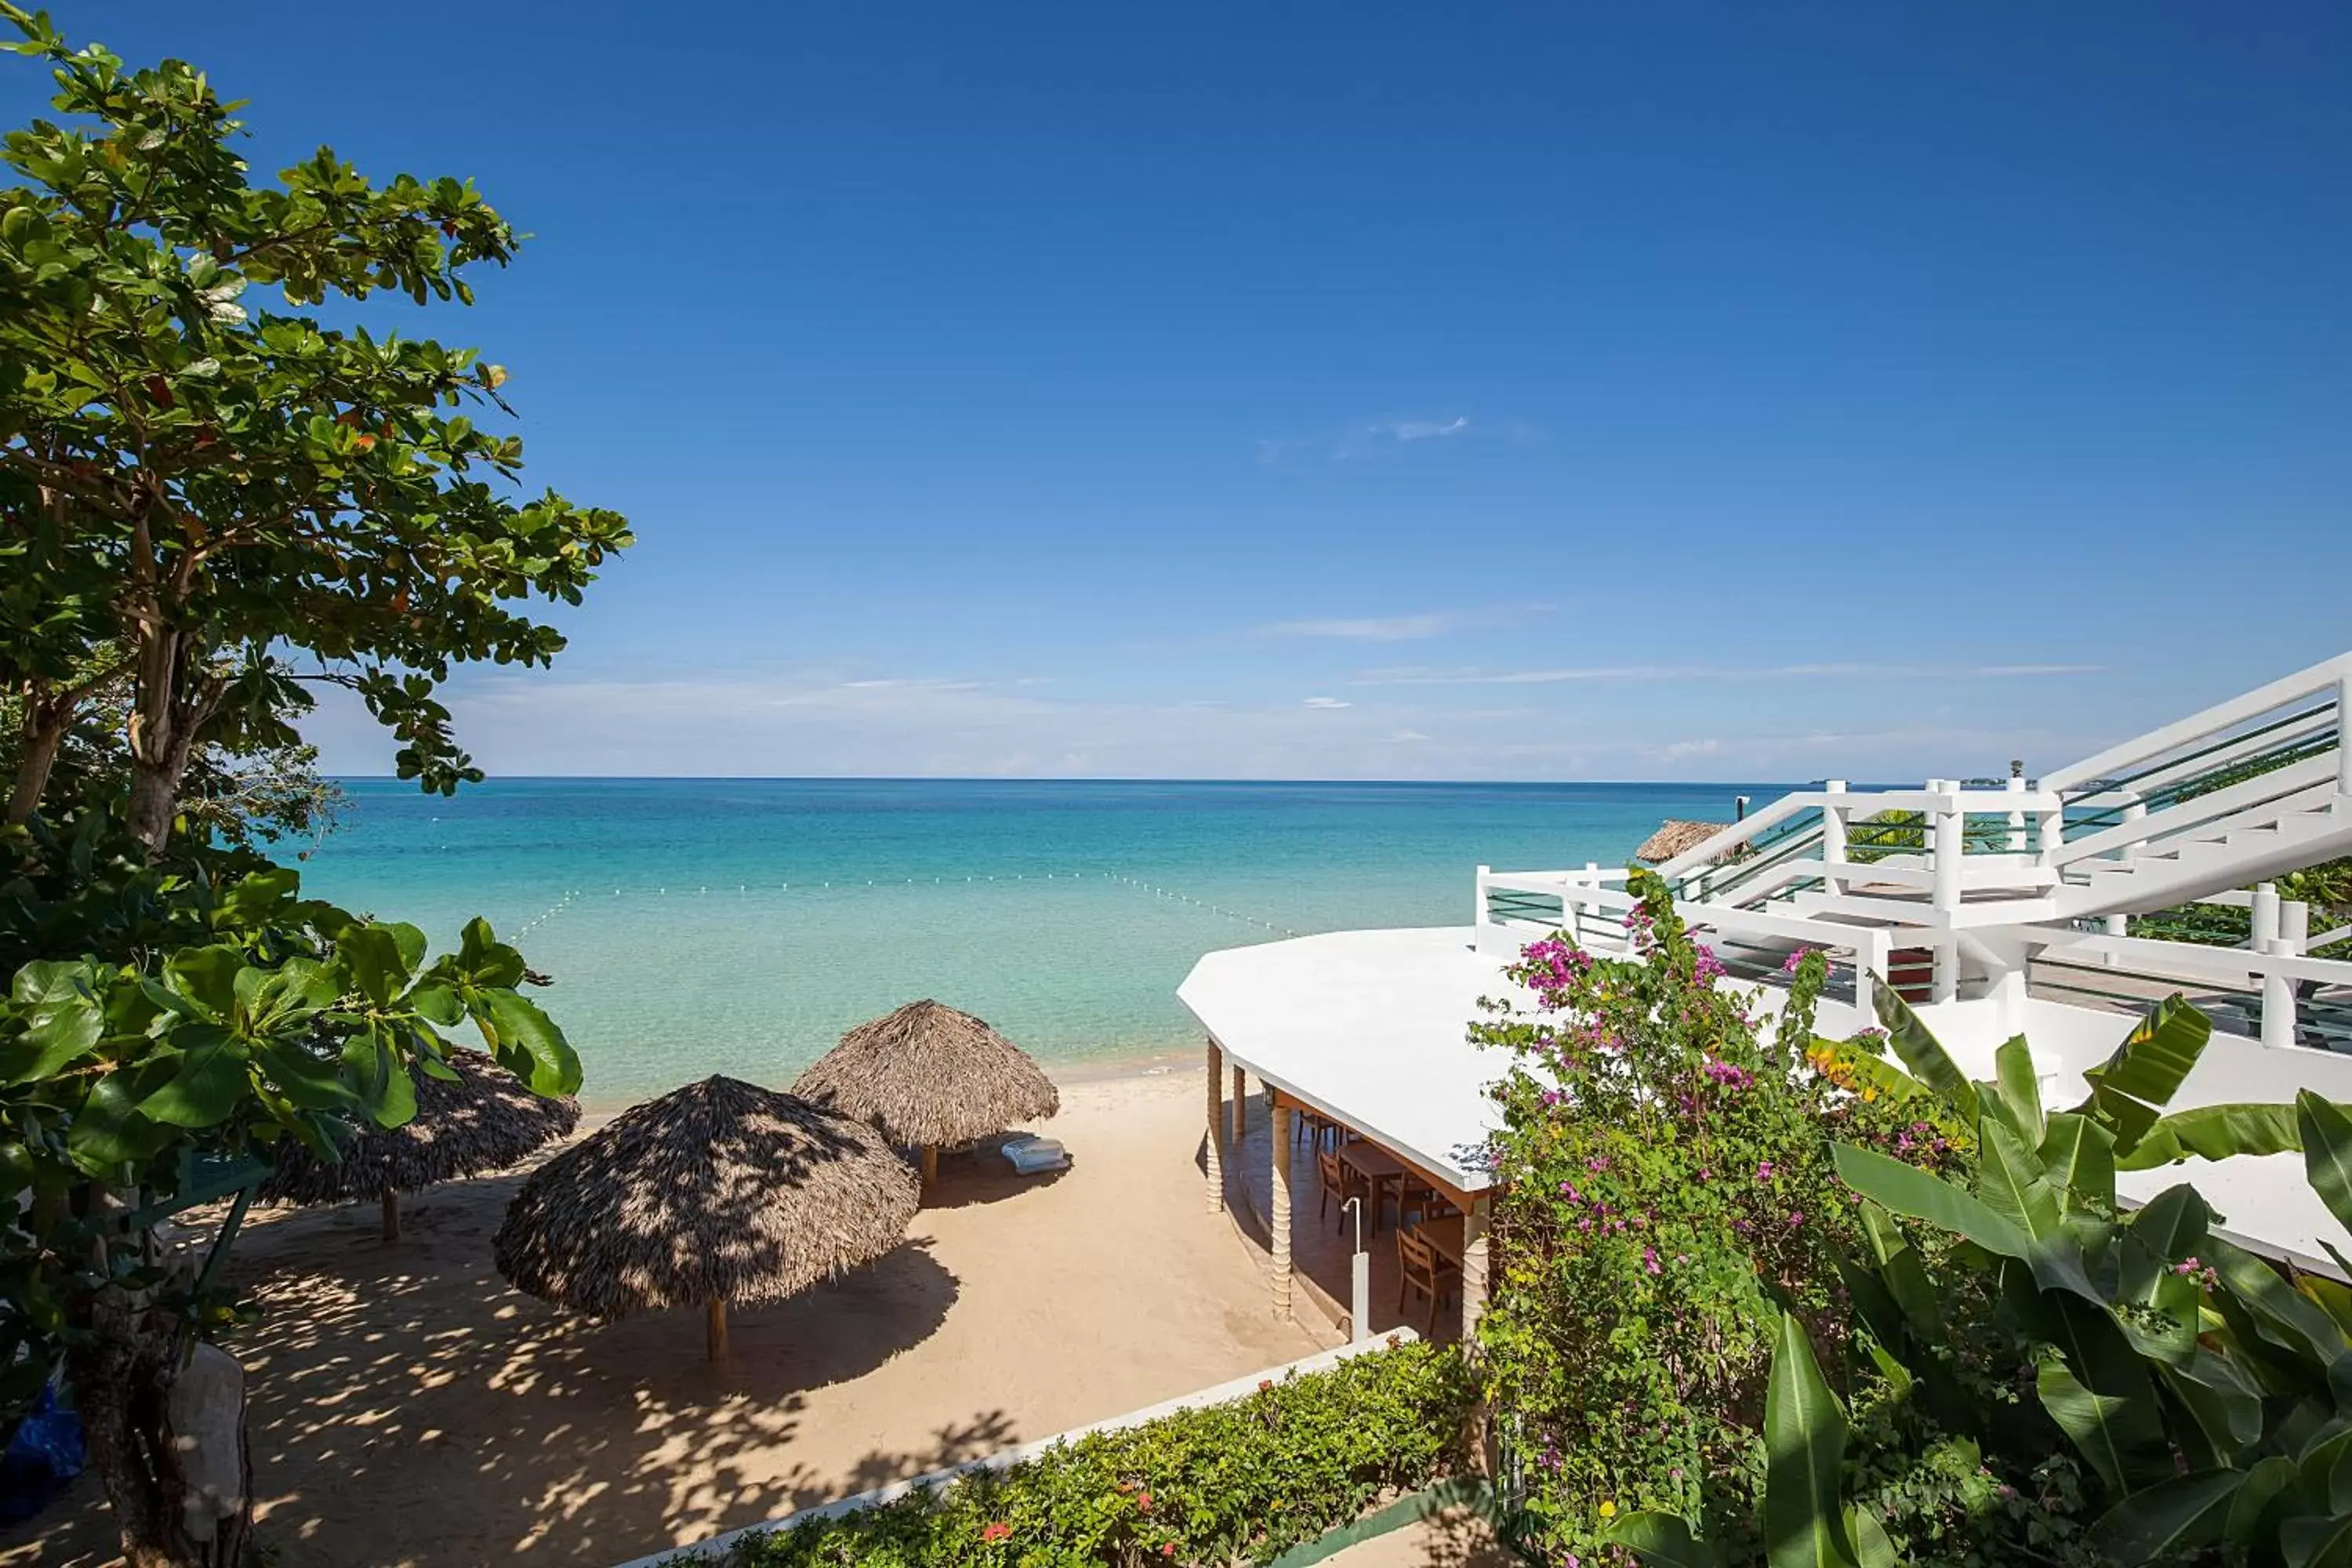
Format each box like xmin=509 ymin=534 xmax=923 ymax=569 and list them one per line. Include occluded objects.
xmin=297 ymin=779 xmax=1784 ymax=1109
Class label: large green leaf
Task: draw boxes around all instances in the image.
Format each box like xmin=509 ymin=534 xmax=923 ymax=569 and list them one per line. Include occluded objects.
xmin=2300 ymin=1092 xmax=2352 ymax=1239
xmin=1991 ymin=1034 xmax=2045 ymax=1144
xmin=212 ymin=867 xmax=300 ymax=930
xmin=2089 ymin=1470 xmax=2242 ymax=1561
xmin=1980 ymin=1120 xmax=2064 ymax=1241
xmin=2223 ymin=1454 xmax=2299 ymax=1548
xmin=163 ymin=944 xmax=247 ymax=1022
xmin=1848 ymin=1508 xmax=1895 ymax=1568
xmin=256 ymin=1040 xmax=362 ymax=1112
xmin=1762 ymin=1311 xmax=1859 ymax=1568
xmin=1608 ymin=1512 xmax=1725 ymax=1568
xmin=0 ymin=960 xmax=105 ymax=1086
xmin=65 ymin=1069 xmax=177 ymax=1174
xmin=2038 ymin=1293 xmax=2172 ymax=1491
xmin=2074 ymin=994 xmax=2212 ymax=1153
xmin=2100 ymin=993 xmax=2212 ymax=1105
xmin=2038 ymin=1113 xmax=2117 ymax=1211
xmin=2280 ymin=1513 xmax=2352 ymax=1567
xmin=479 ymin=990 xmax=581 ymax=1097
xmin=1833 ymin=1144 xmax=2046 ymax=1272
xmin=1870 ymin=986 xmax=1976 ymax=1124
xmin=2121 ymin=1185 xmax=2210 ymax=1301
xmin=452 ymin=916 xmax=526 ymax=989
xmin=339 ymin=1028 xmax=419 ymax=1129
xmin=2212 ymin=1237 xmax=2348 ymax=1369
xmin=137 ymin=1025 xmax=251 ymax=1128
xmin=2118 ymin=1102 xmax=2304 ymax=1170
xmin=336 ymin=924 xmax=412 ymax=1009
xmin=2161 ymin=1352 xmax=2264 ymax=1453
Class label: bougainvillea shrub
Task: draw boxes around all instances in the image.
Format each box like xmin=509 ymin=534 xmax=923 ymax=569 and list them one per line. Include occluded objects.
xmin=1470 ymin=872 xmax=2071 ymax=1566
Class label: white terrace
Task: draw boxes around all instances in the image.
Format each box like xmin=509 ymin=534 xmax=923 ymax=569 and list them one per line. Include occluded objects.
xmin=1182 ymin=652 xmax=2352 ymax=1338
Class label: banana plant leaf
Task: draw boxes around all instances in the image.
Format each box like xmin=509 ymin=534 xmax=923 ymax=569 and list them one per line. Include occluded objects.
xmin=1869 ymin=986 xmax=1977 ymax=1124
xmin=1762 ymin=1311 xmax=1860 ymax=1568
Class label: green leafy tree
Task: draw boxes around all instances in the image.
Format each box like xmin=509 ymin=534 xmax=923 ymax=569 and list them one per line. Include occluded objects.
xmin=0 ymin=5 xmax=630 ymax=847
xmin=0 ymin=822 xmax=579 ymax=1566
xmin=0 ymin=12 xmax=619 ymax=1563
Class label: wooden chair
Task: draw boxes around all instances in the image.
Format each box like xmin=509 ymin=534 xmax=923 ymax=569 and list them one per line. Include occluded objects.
xmin=1318 ymin=1149 xmax=1371 ymax=1230
xmin=1396 ymin=1181 xmax=1443 ymax=1229
xmin=1397 ymin=1227 xmax=1460 ymax=1334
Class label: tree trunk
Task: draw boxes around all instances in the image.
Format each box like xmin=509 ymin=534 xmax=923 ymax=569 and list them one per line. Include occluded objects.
xmin=69 ymin=1294 xmax=256 ymax=1568
xmin=380 ymin=1186 xmax=400 ymax=1241
xmin=5 ymin=690 xmax=72 ymax=826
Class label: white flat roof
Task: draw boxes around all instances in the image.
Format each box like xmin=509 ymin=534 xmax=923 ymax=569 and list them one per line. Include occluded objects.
xmin=1182 ymin=927 xmax=2352 ymax=1274
xmin=1178 ymin=927 xmax=1517 ymax=1192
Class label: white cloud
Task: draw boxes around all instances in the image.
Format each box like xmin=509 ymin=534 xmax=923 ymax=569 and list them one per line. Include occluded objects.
xmin=1353 ymin=662 xmax=2105 ymax=687
xmin=1302 ymin=696 xmax=1352 ymax=710
xmin=1267 ymin=614 xmax=1451 ymax=641
xmin=1384 ymin=416 xmax=1469 ymax=441
xmin=1258 ymin=412 xmax=1488 ymax=464
xmin=1386 ymin=729 xmax=1434 ymax=743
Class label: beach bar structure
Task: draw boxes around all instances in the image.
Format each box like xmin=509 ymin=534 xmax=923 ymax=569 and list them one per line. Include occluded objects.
xmin=1184 ymin=650 xmax=2352 ymax=1327
xmin=1181 ymin=928 xmax=1516 ymax=1339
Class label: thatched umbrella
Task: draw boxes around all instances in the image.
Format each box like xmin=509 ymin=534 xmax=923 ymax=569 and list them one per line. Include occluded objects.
xmin=793 ymin=1000 xmax=1061 ymax=1185
xmin=258 ymin=1046 xmax=580 ymax=1240
xmin=1635 ymin=818 xmax=1732 ymax=866
xmin=493 ymin=1075 xmax=920 ymax=1360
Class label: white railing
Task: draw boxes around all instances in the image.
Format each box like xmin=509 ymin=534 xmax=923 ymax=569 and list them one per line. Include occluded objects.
xmin=1478 ymin=863 xmax=1897 ymax=1011
xmin=1655 ymin=779 xmax=2063 ymax=921
xmin=2042 ymin=650 xmax=2352 ymax=797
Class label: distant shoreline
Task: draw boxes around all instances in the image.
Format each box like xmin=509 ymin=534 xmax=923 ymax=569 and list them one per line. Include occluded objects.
xmin=575 ymin=1044 xmax=1203 ymax=1122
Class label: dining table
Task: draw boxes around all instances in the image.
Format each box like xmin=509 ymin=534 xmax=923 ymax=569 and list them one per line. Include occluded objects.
xmin=1335 ymin=1142 xmax=1410 ymax=1231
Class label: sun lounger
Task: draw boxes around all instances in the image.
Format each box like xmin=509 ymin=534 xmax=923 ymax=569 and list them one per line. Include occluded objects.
xmin=1000 ymin=1136 xmax=1069 ymax=1175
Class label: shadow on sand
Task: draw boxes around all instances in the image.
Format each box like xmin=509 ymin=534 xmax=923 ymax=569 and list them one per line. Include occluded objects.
xmin=0 ymin=1168 xmax=988 ymax=1568
xmin=919 ymin=1131 xmax=1073 ymax=1210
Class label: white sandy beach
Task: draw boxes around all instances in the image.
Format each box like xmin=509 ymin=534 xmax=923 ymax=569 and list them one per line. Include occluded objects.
xmin=2 ymin=1069 xmax=1319 ymax=1567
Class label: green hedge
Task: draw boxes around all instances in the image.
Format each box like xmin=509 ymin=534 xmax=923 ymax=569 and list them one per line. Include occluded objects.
xmin=709 ymin=1340 xmax=1474 ymax=1567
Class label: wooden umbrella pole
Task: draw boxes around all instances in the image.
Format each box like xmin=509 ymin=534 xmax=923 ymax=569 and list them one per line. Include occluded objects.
xmin=920 ymin=1144 xmax=938 ymax=1185
xmin=706 ymin=1296 xmax=729 ymax=1362
xmin=380 ymin=1185 xmax=400 ymax=1242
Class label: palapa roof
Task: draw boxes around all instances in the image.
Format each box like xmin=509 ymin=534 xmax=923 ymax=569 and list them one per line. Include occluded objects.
xmin=257 ymin=1046 xmax=579 ymax=1205
xmin=793 ymin=999 xmax=1060 ymax=1149
xmin=1635 ymin=818 xmax=1733 ymax=865
xmin=492 ymin=1075 xmax=919 ymax=1319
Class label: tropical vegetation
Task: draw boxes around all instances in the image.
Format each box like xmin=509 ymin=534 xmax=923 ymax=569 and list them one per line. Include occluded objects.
xmin=0 ymin=9 xmax=624 ymax=1563
xmin=713 ymin=1339 xmax=1473 ymax=1568
xmin=1473 ymin=870 xmax=2352 ymax=1567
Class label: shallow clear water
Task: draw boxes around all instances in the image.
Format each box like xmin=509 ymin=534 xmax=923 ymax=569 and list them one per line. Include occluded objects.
xmin=298 ymin=779 xmax=1782 ymax=1109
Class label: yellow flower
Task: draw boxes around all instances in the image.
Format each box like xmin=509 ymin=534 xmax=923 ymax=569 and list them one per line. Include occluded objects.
xmin=1599 ymin=1500 xmax=1617 ymax=1519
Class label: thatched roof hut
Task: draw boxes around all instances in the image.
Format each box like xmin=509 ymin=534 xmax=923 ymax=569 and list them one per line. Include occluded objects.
xmin=257 ymin=1046 xmax=579 ymax=1240
xmin=493 ymin=1075 xmax=920 ymax=1360
xmin=1635 ymin=819 xmax=1733 ymax=866
xmin=793 ymin=1000 xmax=1061 ymax=1184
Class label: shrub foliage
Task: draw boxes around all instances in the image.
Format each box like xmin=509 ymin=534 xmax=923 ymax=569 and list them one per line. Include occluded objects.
xmin=720 ymin=1340 xmax=1472 ymax=1568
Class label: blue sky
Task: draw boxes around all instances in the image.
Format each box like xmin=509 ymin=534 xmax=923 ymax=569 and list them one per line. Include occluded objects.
xmin=16 ymin=4 xmax=2350 ymax=781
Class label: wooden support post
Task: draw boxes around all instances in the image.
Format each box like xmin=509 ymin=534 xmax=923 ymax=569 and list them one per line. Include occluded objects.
xmin=380 ymin=1185 xmax=400 ymax=1242
xmin=920 ymin=1144 xmax=939 ymax=1186
xmin=706 ymin=1296 xmax=728 ymax=1362
xmin=1204 ymin=1040 xmax=1225 ymax=1212
xmin=1270 ymin=1102 xmax=1294 ymax=1318
xmin=1232 ymin=1063 xmax=1247 ymax=1144
xmin=1460 ymin=1195 xmax=1490 ymax=1348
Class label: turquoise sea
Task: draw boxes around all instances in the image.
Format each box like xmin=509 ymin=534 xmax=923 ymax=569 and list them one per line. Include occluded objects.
xmin=297 ymin=779 xmax=1785 ymax=1110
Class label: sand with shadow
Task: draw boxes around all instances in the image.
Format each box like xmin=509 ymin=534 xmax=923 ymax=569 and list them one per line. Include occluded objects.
xmin=3 ymin=1068 xmax=1317 ymax=1566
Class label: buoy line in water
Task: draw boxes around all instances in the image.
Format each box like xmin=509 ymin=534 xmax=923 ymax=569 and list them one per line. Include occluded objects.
xmin=501 ymin=869 xmax=1301 ymax=941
